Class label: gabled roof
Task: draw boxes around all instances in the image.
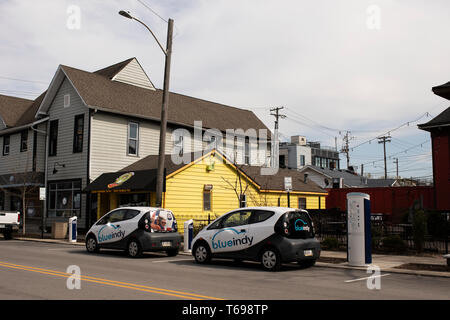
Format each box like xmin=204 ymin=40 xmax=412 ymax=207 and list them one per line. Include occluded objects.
xmin=300 ymin=165 xmax=367 ymax=188
xmin=300 ymin=165 xmax=398 ymax=188
xmin=119 ymin=150 xmax=327 ymax=194
xmin=418 ymin=106 xmax=450 ymax=131
xmin=37 ymin=59 xmax=269 ymax=133
xmin=93 ymin=58 xmax=134 ymax=79
xmin=432 ymin=81 xmax=450 ymax=100
xmin=0 ymin=94 xmax=34 ymax=127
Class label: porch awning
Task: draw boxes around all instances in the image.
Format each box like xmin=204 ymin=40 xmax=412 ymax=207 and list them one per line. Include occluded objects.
xmin=83 ymin=169 xmax=165 ymax=193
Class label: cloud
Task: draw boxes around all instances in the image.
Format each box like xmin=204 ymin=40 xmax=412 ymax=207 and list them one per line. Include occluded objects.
xmin=0 ymin=0 xmax=448 ymax=177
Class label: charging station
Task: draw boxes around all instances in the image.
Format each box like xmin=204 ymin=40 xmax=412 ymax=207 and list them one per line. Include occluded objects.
xmin=68 ymin=216 xmax=77 ymax=243
xmin=184 ymin=219 xmax=194 ymax=253
xmin=346 ymin=193 xmax=372 ymax=266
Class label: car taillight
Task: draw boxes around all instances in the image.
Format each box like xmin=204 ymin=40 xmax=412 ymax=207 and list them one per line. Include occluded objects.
xmin=17 ymin=214 xmax=20 ymax=223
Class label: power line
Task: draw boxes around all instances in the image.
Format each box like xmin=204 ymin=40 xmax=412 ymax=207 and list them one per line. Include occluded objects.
xmin=349 ymin=112 xmax=431 ymax=150
xmin=0 ymin=76 xmax=47 ymax=85
xmin=135 ymin=0 xmax=180 ymax=39
xmin=361 ymin=140 xmax=430 ymax=166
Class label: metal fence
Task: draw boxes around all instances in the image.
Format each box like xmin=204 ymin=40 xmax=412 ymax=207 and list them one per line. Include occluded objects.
xmin=309 ymin=210 xmax=449 ymax=254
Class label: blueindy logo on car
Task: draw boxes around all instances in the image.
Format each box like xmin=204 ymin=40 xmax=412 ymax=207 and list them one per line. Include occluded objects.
xmin=98 ymin=223 xmax=126 ymax=243
xmin=211 ymin=228 xmax=254 ymax=249
xmin=294 ymin=219 xmax=310 ymax=232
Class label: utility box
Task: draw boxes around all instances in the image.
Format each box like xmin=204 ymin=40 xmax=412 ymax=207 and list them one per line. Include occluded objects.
xmin=346 ymin=192 xmax=372 ymax=266
xmin=52 ymin=222 xmax=68 ymax=239
xmin=184 ymin=219 xmax=194 ymax=253
xmin=68 ymin=216 xmax=77 ymax=243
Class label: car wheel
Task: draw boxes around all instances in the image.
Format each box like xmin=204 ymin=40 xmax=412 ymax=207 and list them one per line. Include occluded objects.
xmin=166 ymin=248 xmax=179 ymax=257
xmin=260 ymin=248 xmax=281 ymax=271
xmin=298 ymin=259 xmax=316 ymax=269
xmin=193 ymin=242 xmax=211 ymax=264
xmin=85 ymin=235 xmax=99 ymax=253
xmin=3 ymin=231 xmax=12 ymax=240
xmin=127 ymin=239 xmax=142 ymax=258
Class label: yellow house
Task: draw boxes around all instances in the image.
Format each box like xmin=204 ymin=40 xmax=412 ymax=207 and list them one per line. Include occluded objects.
xmin=85 ymin=150 xmax=328 ymax=232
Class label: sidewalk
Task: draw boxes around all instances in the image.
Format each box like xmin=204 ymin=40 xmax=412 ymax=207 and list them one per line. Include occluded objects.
xmin=5 ymin=235 xmax=450 ymax=278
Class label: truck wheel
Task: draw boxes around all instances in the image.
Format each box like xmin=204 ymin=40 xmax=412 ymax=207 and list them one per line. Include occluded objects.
xmin=298 ymin=259 xmax=316 ymax=269
xmin=193 ymin=242 xmax=211 ymax=264
xmin=86 ymin=235 xmax=99 ymax=253
xmin=260 ymin=248 xmax=281 ymax=271
xmin=127 ymin=239 xmax=142 ymax=258
xmin=166 ymin=248 xmax=179 ymax=257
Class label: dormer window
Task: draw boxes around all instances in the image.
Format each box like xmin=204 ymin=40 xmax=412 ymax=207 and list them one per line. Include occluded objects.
xmin=64 ymin=94 xmax=70 ymax=108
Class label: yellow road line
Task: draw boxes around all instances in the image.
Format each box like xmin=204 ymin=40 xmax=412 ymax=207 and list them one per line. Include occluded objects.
xmin=0 ymin=261 xmax=223 ymax=300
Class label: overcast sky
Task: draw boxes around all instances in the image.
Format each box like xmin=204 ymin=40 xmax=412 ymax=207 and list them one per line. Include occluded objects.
xmin=1 ymin=0 xmax=449 ymax=179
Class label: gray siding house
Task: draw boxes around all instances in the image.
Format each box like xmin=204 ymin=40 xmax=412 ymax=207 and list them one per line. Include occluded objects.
xmin=1 ymin=57 xmax=271 ymax=231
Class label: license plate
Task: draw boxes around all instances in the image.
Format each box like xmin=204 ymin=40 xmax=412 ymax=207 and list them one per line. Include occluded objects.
xmin=161 ymin=241 xmax=172 ymax=247
xmin=304 ymin=250 xmax=313 ymax=257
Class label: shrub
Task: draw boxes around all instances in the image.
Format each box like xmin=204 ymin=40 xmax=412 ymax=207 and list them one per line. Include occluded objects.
xmin=382 ymin=235 xmax=407 ymax=252
xmin=321 ymin=237 xmax=340 ymax=250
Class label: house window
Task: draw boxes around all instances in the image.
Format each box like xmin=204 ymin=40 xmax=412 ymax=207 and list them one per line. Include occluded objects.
xmin=73 ymin=114 xmax=84 ymax=153
xmin=48 ymin=180 xmax=81 ymax=218
xmin=203 ymin=191 xmax=211 ymax=211
xmin=239 ymin=194 xmax=247 ymax=208
xmin=49 ymin=120 xmax=58 ymax=156
xmin=300 ymin=155 xmax=305 ymax=166
xmin=176 ymin=135 xmax=184 ymax=156
xmin=0 ymin=190 xmax=4 ymax=210
xmin=20 ymin=130 xmax=28 ymax=152
xmin=128 ymin=122 xmax=139 ymax=156
xmin=2 ymin=135 xmax=10 ymax=156
xmin=279 ymin=155 xmax=286 ymax=168
xmin=245 ymin=137 xmax=250 ymax=165
xmin=298 ymin=197 xmax=307 ymax=210
xmin=64 ymin=94 xmax=70 ymax=108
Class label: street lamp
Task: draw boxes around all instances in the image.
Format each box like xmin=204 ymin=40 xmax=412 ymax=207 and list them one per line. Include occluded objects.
xmin=119 ymin=10 xmax=173 ymax=208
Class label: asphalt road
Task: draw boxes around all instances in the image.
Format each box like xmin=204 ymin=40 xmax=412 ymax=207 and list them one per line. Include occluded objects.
xmin=0 ymin=240 xmax=449 ymax=300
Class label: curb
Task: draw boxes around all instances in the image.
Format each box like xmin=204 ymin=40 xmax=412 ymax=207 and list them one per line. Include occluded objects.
xmin=8 ymin=238 xmax=450 ymax=278
xmin=12 ymin=237 xmax=85 ymax=246
xmin=313 ymin=262 xmax=450 ymax=278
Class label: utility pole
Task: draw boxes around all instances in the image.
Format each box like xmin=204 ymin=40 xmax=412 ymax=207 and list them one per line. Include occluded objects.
xmin=378 ymin=135 xmax=391 ymax=179
xmin=393 ymin=157 xmax=399 ymax=179
xmin=270 ymin=107 xmax=286 ymax=130
xmin=361 ymin=164 xmax=364 ymax=176
xmin=118 ymin=11 xmax=173 ymax=208
xmin=340 ymin=131 xmax=353 ymax=169
xmin=155 ymin=19 xmax=174 ymax=208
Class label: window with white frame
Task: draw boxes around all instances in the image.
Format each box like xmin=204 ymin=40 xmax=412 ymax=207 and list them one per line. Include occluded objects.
xmin=64 ymin=94 xmax=70 ymax=108
xmin=128 ymin=122 xmax=139 ymax=156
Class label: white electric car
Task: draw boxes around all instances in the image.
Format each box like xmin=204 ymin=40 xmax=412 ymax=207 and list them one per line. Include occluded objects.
xmin=85 ymin=207 xmax=182 ymax=258
xmin=191 ymin=207 xmax=321 ymax=271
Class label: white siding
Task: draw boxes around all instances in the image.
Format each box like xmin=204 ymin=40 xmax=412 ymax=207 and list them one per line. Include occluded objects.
xmin=112 ymin=58 xmax=155 ymax=90
xmin=90 ymin=112 xmax=174 ymax=181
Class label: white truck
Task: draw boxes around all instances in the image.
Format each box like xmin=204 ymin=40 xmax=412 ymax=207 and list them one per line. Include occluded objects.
xmin=0 ymin=211 xmax=21 ymax=240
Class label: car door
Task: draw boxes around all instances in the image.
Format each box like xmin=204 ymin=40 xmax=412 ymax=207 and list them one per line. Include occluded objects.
xmin=248 ymin=210 xmax=276 ymax=246
xmin=209 ymin=210 xmax=253 ymax=254
xmin=96 ymin=209 xmax=127 ymax=247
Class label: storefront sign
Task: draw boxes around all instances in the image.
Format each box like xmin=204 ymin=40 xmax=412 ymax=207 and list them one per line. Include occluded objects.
xmin=107 ymin=172 xmax=134 ymax=189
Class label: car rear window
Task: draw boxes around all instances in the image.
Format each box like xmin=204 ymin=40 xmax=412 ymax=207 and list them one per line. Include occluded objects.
xmin=275 ymin=210 xmax=315 ymax=239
